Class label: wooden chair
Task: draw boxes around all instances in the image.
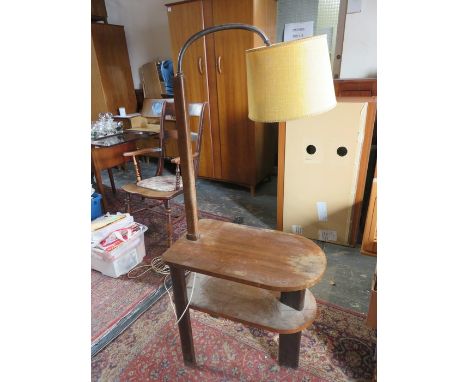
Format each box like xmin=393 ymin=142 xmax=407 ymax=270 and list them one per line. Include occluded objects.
xmin=128 ymin=98 xmax=173 ymax=164
xmin=140 ymin=98 xmax=169 ymax=131
xmin=122 ymin=101 xmax=207 ymax=246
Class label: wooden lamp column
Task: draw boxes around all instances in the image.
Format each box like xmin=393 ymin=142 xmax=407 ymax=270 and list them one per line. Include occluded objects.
xmin=173 ymin=72 xmax=200 ymax=240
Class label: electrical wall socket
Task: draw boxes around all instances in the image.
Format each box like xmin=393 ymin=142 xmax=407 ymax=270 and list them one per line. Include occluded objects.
xmin=291 ymin=225 xmax=304 ymax=235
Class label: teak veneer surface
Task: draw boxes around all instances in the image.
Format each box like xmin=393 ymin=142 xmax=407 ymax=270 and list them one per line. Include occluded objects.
xmin=163 ymin=219 xmax=326 ymax=291
xmin=187 ymin=273 xmax=318 ymax=334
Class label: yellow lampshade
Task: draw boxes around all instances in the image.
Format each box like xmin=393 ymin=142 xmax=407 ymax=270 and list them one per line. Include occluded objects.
xmin=246 ymin=35 xmax=337 ymax=122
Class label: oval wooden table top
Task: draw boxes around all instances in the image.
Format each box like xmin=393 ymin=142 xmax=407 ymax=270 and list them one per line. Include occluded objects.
xmin=162 ymin=219 xmax=326 ymax=292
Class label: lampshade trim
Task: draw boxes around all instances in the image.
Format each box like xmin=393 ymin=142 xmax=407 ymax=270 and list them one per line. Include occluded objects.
xmin=248 ymin=101 xmax=337 ymax=123
xmin=246 ymin=34 xmax=328 ymax=55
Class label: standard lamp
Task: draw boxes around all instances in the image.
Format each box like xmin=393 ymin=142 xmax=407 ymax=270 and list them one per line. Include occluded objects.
xmin=173 ymin=23 xmax=336 ymax=241
xmin=164 ymin=23 xmax=336 ymax=369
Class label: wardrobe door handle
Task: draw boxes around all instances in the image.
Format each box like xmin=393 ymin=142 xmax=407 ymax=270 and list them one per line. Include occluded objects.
xmin=216 ymin=56 xmax=222 ymax=74
xmin=197 ymin=57 xmax=204 ymax=75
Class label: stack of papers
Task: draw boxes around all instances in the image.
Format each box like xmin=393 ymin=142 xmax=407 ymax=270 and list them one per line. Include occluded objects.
xmin=96 ymin=223 xmax=141 ymax=253
xmin=91 ymin=213 xmax=134 ymax=247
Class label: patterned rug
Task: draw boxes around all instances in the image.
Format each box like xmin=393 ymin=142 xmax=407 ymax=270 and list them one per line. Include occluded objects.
xmin=92 ymin=188 xmax=230 ymax=356
xmin=91 ymin=292 xmax=377 ymax=381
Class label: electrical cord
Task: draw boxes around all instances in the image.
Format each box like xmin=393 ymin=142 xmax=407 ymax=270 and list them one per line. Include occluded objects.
xmin=164 ymin=272 xmax=197 ymax=325
xmin=127 ymin=256 xmax=170 ymax=278
xmin=127 ymin=256 xmax=196 ymax=325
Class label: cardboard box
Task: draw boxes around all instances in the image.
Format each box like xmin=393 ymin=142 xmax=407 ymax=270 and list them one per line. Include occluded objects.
xmin=282 ymin=102 xmax=369 ymax=245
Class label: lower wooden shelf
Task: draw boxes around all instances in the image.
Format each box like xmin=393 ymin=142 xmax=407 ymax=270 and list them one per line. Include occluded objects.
xmin=187 ymin=273 xmax=317 ymax=334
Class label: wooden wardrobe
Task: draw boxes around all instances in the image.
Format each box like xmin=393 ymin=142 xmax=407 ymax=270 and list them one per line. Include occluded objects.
xmin=91 ymin=23 xmax=137 ymax=120
xmin=165 ymin=0 xmax=277 ymax=195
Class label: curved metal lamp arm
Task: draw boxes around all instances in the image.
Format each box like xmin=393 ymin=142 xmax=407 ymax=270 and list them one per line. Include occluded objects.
xmin=177 ymin=23 xmax=271 ymax=74
xmin=173 ymin=23 xmax=271 ymax=241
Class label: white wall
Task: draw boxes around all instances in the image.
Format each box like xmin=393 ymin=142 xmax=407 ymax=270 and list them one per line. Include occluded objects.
xmin=340 ymin=0 xmax=377 ymax=78
xmin=105 ymin=0 xmax=178 ymax=88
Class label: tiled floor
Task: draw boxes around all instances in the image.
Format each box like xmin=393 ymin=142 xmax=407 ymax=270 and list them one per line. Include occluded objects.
xmin=98 ymin=161 xmax=376 ymax=314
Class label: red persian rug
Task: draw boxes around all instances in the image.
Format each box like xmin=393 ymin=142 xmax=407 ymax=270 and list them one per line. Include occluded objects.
xmin=92 ymin=188 xmax=230 ymax=356
xmin=91 ymin=292 xmax=377 ymax=381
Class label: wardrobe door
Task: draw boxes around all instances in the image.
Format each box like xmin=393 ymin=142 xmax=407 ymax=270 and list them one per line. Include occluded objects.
xmin=167 ymin=1 xmax=214 ymax=178
xmin=212 ymin=0 xmax=255 ymax=185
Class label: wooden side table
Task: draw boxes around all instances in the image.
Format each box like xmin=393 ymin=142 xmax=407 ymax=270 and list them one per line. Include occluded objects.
xmin=162 ymin=219 xmax=326 ymax=368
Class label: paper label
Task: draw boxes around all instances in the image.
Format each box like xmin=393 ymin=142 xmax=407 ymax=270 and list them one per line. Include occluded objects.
xmin=347 ymin=0 xmax=362 ymax=14
xmin=284 ymin=21 xmax=314 ymax=42
xmin=316 ymin=202 xmax=328 ymax=222
xmin=318 ymin=230 xmax=337 ymax=242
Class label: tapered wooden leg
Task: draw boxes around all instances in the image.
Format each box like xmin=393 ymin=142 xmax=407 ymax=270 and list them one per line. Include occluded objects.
xmin=164 ymin=200 xmax=173 ymax=247
xmin=250 ymin=185 xmax=256 ymax=197
xmin=107 ymin=168 xmax=116 ymax=194
xmin=169 ymin=266 xmax=195 ymax=365
xmin=279 ymin=332 xmax=302 ymax=368
xmin=278 ymin=290 xmax=306 ymax=368
xmin=280 ymin=289 xmax=305 ymax=310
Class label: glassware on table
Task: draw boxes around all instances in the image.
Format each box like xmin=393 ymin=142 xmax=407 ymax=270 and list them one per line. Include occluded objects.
xmin=115 ymin=121 xmax=123 ymax=133
xmin=91 ymin=111 xmax=123 ymax=139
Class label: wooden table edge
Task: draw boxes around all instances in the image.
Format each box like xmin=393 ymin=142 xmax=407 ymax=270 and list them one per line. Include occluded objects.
xmin=164 ymin=262 xmax=326 ymax=292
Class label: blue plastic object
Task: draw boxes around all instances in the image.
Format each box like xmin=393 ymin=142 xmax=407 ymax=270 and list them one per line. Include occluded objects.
xmin=91 ymin=193 xmax=103 ymax=220
xmin=160 ymin=60 xmax=174 ymax=96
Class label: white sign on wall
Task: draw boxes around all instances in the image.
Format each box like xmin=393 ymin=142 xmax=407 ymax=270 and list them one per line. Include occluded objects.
xmin=284 ymin=21 xmax=314 ymax=42
xmin=347 ymin=0 xmax=362 ymax=14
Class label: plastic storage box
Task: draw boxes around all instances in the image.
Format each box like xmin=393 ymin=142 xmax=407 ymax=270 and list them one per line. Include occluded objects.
xmin=91 ymin=193 xmax=103 ymax=220
xmin=91 ymin=223 xmax=148 ymax=278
